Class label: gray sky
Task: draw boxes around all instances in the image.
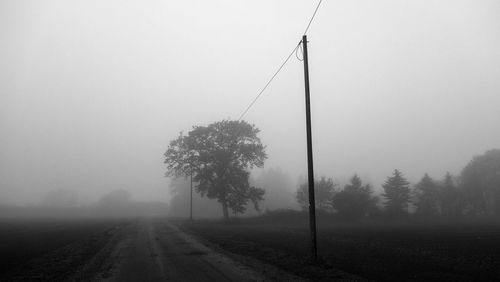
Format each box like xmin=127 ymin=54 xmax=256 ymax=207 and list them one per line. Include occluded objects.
xmin=1 ymin=0 xmax=500 ymax=205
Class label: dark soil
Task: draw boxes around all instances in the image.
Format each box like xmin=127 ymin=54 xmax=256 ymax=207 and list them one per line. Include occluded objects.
xmin=0 ymin=217 xmax=131 ymax=281
xmin=180 ymin=218 xmax=500 ymax=281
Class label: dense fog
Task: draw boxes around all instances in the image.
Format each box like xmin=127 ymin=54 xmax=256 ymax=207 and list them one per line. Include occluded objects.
xmin=3 ymin=3 xmax=500 ymax=281
xmin=1 ymin=0 xmax=499 ymax=215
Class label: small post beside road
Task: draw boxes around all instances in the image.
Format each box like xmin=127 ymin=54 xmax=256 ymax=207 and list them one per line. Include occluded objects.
xmin=302 ymin=35 xmax=317 ymax=261
xmin=190 ymin=165 xmax=193 ymax=221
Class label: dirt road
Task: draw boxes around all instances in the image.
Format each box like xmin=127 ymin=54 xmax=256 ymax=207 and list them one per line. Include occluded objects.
xmin=91 ymin=218 xmax=266 ymax=282
xmin=2 ymin=217 xmax=297 ymax=281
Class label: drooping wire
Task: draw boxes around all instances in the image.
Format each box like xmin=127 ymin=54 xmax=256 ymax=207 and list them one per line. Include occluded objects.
xmin=295 ymin=43 xmax=304 ymax=61
xmin=237 ymin=0 xmax=323 ymax=120
xmin=238 ymin=42 xmax=301 ymax=121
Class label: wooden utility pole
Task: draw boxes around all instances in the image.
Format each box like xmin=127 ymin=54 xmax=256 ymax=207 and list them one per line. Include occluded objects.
xmin=302 ymin=35 xmax=317 ymax=261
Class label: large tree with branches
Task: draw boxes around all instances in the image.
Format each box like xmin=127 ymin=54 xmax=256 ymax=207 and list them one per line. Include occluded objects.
xmin=164 ymin=120 xmax=266 ymax=220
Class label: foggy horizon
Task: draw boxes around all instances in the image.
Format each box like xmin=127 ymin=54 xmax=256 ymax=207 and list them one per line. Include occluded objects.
xmin=2 ymin=0 xmax=500 ymax=206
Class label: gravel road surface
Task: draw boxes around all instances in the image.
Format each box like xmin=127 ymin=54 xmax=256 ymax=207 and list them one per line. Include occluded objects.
xmin=101 ymin=218 xmax=266 ymax=282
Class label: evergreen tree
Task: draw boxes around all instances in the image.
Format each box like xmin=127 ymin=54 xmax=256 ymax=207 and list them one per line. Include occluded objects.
xmin=439 ymin=172 xmax=462 ymax=217
xmin=414 ymin=174 xmax=439 ymax=217
xmin=332 ymin=174 xmax=376 ymax=220
xmin=382 ymin=169 xmax=411 ymax=216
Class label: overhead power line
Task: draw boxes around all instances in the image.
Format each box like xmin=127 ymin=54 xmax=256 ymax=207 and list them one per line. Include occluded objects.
xmin=237 ymin=0 xmax=323 ymax=120
xmin=238 ymin=43 xmax=301 ymax=121
xmin=303 ymin=0 xmax=323 ymax=36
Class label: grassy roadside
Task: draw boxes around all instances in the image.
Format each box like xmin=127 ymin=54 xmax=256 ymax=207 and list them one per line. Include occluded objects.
xmin=177 ymin=214 xmax=500 ymax=281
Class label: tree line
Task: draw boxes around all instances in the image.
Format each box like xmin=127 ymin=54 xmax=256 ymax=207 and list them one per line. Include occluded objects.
xmin=165 ymin=119 xmax=500 ymax=221
xmin=296 ymin=149 xmax=500 ymax=220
